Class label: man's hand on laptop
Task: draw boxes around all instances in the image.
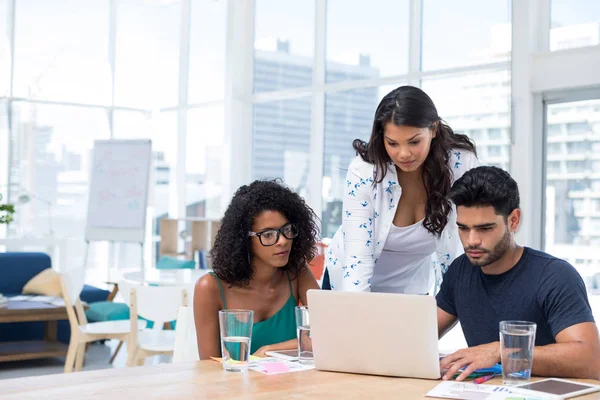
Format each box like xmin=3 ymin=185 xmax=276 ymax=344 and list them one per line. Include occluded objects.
xmin=439 ymin=342 xmax=500 ymax=381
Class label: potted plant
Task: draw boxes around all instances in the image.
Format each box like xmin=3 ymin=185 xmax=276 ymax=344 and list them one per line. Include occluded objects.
xmin=0 ymin=193 xmax=15 ymax=225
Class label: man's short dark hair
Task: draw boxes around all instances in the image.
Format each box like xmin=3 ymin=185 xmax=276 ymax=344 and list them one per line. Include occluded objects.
xmin=449 ymin=166 xmax=520 ymax=218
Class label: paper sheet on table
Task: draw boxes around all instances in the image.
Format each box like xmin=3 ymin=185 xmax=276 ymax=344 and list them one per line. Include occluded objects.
xmin=249 ymin=358 xmax=314 ymax=375
xmin=426 ymin=381 xmax=561 ymax=400
xmin=49 ymin=298 xmax=66 ymax=306
xmin=8 ymin=295 xmax=37 ymax=301
xmin=30 ymin=295 xmax=62 ymax=304
xmin=210 ymin=356 xmax=314 ymax=374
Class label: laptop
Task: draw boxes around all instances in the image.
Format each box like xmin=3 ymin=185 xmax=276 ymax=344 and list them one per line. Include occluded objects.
xmin=307 ymin=289 xmax=441 ymax=379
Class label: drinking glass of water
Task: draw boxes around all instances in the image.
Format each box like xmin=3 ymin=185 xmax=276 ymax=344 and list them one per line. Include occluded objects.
xmin=295 ymin=306 xmax=313 ymax=365
xmin=499 ymin=320 xmax=537 ymax=385
xmin=218 ymin=309 xmax=254 ymax=372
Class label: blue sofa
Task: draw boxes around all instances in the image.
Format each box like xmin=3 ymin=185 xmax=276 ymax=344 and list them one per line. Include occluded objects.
xmin=0 ymin=252 xmax=110 ymax=344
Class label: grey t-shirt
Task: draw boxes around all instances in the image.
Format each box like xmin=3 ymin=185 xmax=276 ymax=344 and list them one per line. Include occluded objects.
xmin=436 ymin=247 xmax=594 ymax=346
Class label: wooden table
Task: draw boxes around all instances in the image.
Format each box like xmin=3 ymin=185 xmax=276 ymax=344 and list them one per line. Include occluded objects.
xmin=0 ymin=300 xmax=83 ymax=363
xmin=1 ymin=360 xmax=599 ymax=399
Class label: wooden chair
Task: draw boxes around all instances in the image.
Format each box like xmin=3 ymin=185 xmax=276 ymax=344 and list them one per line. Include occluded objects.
xmin=173 ymin=306 xmax=199 ymax=363
xmin=60 ymin=268 xmax=145 ymax=373
xmin=119 ymin=280 xmax=188 ymax=367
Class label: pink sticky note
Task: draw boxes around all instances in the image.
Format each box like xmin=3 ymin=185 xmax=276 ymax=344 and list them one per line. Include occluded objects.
xmin=262 ymin=362 xmax=291 ymax=374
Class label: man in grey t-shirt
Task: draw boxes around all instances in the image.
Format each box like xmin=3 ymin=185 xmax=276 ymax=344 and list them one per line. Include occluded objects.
xmin=437 ymin=166 xmax=600 ymax=381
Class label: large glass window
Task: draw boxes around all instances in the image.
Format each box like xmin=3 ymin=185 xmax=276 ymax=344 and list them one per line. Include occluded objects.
xmin=13 ymin=0 xmax=111 ymax=104
xmin=188 ymin=0 xmax=227 ymax=104
xmin=9 ymin=102 xmax=110 ymax=267
xmin=115 ymin=0 xmax=181 ymax=108
xmin=326 ymin=0 xmax=409 ymax=83
xmin=186 ymin=106 xmax=225 ymax=219
xmin=0 ymin=100 xmax=8 ymax=225
xmin=252 ymin=97 xmax=312 ymax=198
xmin=254 ymin=0 xmax=314 ymax=93
xmin=421 ymin=70 xmax=511 ymax=170
xmin=545 ymin=98 xmax=600 ymax=287
xmin=550 ymin=0 xmax=600 ymax=51
xmin=422 ymin=0 xmax=511 ymax=71
xmin=322 ymin=85 xmax=398 ymax=238
xmin=0 ymin=0 xmax=9 ymax=97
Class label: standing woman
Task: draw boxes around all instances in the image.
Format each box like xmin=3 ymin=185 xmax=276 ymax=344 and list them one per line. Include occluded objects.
xmin=324 ymin=85 xmax=478 ymax=294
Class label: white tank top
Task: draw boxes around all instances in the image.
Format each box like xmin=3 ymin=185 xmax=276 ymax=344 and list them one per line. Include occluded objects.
xmin=370 ymin=219 xmax=436 ymax=294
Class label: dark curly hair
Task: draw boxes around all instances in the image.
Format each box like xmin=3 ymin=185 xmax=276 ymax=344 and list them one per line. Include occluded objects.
xmin=353 ymin=85 xmax=477 ymax=237
xmin=210 ymin=179 xmax=320 ymax=287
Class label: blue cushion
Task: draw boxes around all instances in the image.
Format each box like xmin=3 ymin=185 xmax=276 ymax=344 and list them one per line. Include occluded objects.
xmin=156 ymin=256 xmax=195 ymax=270
xmin=81 ymin=284 xmax=111 ymax=303
xmin=85 ymin=302 xmax=161 ymax=328
xmin=86 ymin=302 xmax=130 ymax=322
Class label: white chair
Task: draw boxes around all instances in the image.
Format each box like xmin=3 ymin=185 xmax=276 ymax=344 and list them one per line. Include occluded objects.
xmin=173 ymin=306 xmax=199 ymax=363
xmin=119 ymin=280 xmax=188 ymax=367
xmin=60 ymin=268 xmax=146 ymax=373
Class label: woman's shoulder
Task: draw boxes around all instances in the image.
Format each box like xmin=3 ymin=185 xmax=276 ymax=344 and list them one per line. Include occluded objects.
xmin=448 ymin=149 xmax=479 ymax=176
xmin=194 ymin=273 xmax=223 ymax=299
xmin=348 ymin=155 xmax=376 ymax=178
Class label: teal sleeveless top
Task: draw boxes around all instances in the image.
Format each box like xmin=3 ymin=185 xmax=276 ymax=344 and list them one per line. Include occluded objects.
xmin=210 ymin=272 xmax=297 ymax=354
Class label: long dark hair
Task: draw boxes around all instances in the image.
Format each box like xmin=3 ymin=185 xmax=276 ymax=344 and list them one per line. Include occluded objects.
xmin=210 ymin=179 xmax=319 ymax=287
xmin=353 ymin=85 xmax=476 ymax=236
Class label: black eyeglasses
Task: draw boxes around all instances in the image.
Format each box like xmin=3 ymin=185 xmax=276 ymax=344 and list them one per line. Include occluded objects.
xmin=248 ymin=223 xmax=299 ymax=246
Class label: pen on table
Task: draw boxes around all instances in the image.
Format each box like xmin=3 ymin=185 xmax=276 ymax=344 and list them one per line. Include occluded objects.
xmin=473 ymin=374 xmax=496 ymax=384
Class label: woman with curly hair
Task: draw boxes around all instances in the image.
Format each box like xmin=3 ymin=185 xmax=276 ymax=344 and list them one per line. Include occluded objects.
xmin=324 ymin=85 xmax=479 ymax=295
xmin=193 ymin=180 xmax=320 ymax=359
